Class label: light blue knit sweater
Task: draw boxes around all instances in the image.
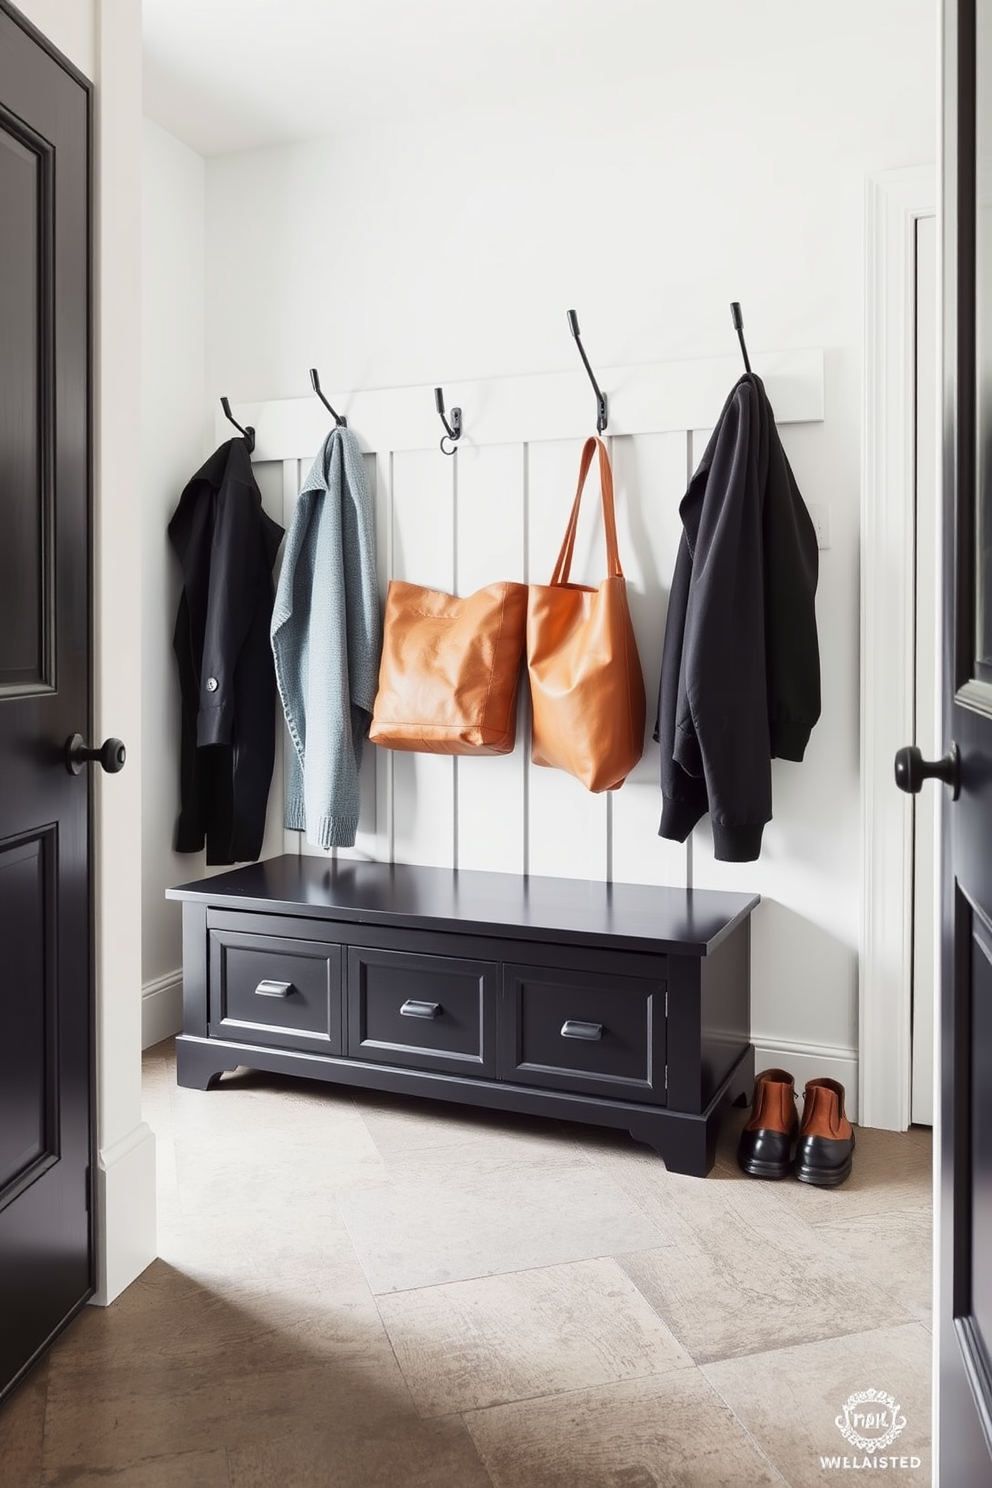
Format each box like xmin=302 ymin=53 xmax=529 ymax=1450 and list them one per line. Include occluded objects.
xmin=270 ymin=427 xmax=381 ymax=848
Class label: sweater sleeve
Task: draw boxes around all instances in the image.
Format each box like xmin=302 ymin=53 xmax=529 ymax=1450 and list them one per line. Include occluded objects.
xmin=676 ymin=383 xmax=772 ymax=860
xmin=340 ymin=432 xmax=382 ymax=726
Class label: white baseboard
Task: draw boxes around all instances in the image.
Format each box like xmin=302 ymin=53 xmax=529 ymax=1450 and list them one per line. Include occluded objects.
xmin=142 ymin=969 xmax=183 ymax=1049
xmin=752 ymin=1037 xmax=859 ymax=1123
xmin=91 ymin=1121 xmax=157 ymax=1306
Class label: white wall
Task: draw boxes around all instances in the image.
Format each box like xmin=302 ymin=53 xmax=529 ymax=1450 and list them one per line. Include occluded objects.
xmin=140 ymin=117 xmax=209 ymax=1042
xmin=13 ymin=0 xmax=95 ymax=77
xmin=194 ymin=3 xmax=936 ymax=1109
xmin=16 ymin=0 xmax=155 ymax=1303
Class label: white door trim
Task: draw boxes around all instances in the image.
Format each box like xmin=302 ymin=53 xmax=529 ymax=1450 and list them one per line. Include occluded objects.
xmin=860 ymin=165 xmax=937 ymax=1131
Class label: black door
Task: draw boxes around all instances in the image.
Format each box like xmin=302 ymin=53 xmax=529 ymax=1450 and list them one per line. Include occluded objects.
xmin=0 ymin=2 xmax=94 ymax=1400
xmin=927 ymin=0 xmax=992 ymax=1477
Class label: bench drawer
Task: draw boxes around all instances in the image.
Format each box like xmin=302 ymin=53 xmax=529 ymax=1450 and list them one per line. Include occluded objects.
xmin=209 ymin=928 xmax=343 ymax=1053
xmin=500 ymin=963 xmax=667 ymax=1104
xmin=347 ymin=946 xmax=497 ymax=1077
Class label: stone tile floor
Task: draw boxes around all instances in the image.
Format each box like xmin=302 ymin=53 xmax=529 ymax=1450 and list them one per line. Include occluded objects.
xmin=0 ymin=1041 xmax=933 ymax=1486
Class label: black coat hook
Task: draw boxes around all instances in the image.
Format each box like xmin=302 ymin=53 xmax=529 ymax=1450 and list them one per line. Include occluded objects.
xmin=435 ymin=387 xmax=462 ymax=456
xmin=220 ymin=397 xmax=255 ymax=454
xmin=730 ymin=302 xmax=752 ymax=376
xmin=309 ymin=368 xmax=346 ymax=427
xmin=567 ymin=310 xmax=608 ymax=434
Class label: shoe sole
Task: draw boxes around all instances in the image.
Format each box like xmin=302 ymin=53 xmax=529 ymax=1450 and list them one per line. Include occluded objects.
xmin=794 ymin=1157 xmax=854 ymax=1187
xmin=738 ymin=1156 xmax=792 ymax=1180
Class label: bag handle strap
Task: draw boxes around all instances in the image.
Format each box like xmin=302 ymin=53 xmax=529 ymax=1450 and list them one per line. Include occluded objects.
xmin=550 ymin=436 xmax=623 ymax=586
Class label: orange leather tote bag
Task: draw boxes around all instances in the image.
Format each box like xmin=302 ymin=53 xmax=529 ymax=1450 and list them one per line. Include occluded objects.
xmin=527 ymin=437 xmax=646 ymax=792
xmin=369 ymin=579 xmax=528 ymax=755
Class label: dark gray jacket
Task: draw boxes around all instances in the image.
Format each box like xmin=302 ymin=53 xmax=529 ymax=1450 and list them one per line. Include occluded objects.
xmin=655 ymin=374 xmax=820 ymax=861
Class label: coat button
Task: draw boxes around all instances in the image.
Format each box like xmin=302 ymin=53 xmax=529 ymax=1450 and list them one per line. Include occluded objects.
xmin=205 ymin=677 xmax=219 ymax=692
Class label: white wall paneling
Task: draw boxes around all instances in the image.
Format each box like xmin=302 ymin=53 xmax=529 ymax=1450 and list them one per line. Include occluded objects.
xmin=456 ymin=442 xmax=527 ymax=875
xmin=140 ymin=119 xmax=210 ymax=990
xmin=222 ymin=349 xmax=823 ymax=463
xmin=391 ymin=447 xmax=457 ymax=868
xmin=860 ymin=166 xmax=937 ymax=1132
xmin=220 ymin=349 xmax=824 ymax=895
xmin=610 ymin=432 xmax=692 ymax=889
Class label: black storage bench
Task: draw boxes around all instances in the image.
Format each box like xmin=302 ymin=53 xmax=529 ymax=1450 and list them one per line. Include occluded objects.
xmin=168 ymin=855 xmax=758 ymax=1177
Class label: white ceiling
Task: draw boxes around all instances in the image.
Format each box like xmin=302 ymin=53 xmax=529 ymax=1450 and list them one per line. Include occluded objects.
xmin=142 ymin=0 xmax=751 ymax=157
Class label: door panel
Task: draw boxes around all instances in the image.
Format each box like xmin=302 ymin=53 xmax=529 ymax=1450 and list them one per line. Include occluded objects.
xmin=912 ymin=213 xmax=938 ymax=1127
xmin=940 ymin=0 xmax=992 ymax=1477
xmin=970 ymin=911 xmax=992 ymax=1357
xmin=0 ymin=110 xmax=48 ymax=691
xmin=0 ymin=833 xmax=56 ymax=1195
xmin=0 ymin=1 xmax=93 ymax=1402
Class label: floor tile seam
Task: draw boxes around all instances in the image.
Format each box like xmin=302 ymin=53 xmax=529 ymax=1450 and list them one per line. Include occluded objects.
xmin=453 ymin=1413 xmax=499 ymax=1488
xmin=371 ymin=1250 xmax=660 ymax=1305
xmin=583 ymin=1176 xmax=828 ymax=1251
xmin=365 ymin=1241 xmax=674 ymax=1300
xmin=406 ymin=1356 xmax=697 ymax=1425
xmin=696 ymin=1316 xmax=935 ymax=1374
xmin=651 ymin=1304 xmax=927 ymax=1370
xmin=611 ymin=1217 xmax=926 ymax=1294
xmin=683 ymin=1322 xmax=924 ymax=1371
xmin=369 ymin=1283 xmax=432 ymax=1416
xmin=609 ymin=1250 xmax=692 ymax=1342
xmin=695 ymin=1367 xmax=797 ymax=1487
xmin=338 ymin=1297 xmax=497 ymax=1488
xmin=455 ymin=1361 xmax=723 ymax=1426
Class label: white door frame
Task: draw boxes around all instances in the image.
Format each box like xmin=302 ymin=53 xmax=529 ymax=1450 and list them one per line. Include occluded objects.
xmin=860 ymin=164 xmax=937 ymax=1131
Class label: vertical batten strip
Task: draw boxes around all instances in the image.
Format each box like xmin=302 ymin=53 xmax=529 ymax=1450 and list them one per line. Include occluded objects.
xmin=684 ymin=429 xmax=694 ymax=892
xmin=383 ymin=449 xmax=395 ymax=865
xmin=606 ymin=435 xmax=615 ymax=887
xmin=451 ymin=448 xmax=459 ymax=870
xmin=280 ymin=457 xmax=302 ymax=859
xmin=610 ymin=432 xmax=690 ymax=888
xmin=522 ymin=440 xmax=531 ymax=878
xmin=389 ymin=445 xmax=456 ymax=867
xmin=347 ymin=451 xmax=381 ymax=861
xmin=455 ymin=440 xmax=527 ymax=875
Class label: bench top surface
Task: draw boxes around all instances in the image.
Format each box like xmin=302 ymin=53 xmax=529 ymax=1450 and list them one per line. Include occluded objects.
xmin=168 ymin=855 xmax=758 ymax=957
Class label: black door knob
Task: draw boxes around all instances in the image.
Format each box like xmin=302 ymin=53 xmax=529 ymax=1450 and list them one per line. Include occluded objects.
xmin=894 ymin=742 xmax=960 ymax=799
xmin=65 ymin=734 xmax=127 ymax=776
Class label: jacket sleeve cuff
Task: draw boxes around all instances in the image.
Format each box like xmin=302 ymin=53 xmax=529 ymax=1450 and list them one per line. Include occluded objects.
xmin=659 ymin=796 xmax=705 ymax=843
xmin=770 ymin=719 xmax=812 ymax=762
xmin=711 ymin=821 xmax=764 ymax=862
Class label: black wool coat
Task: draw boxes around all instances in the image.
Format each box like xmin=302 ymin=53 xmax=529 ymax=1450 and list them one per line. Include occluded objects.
xmin=655 ymin=373 xmax=821 ymax=862
xmin=168 ymin=438 xmax=284 ymax=865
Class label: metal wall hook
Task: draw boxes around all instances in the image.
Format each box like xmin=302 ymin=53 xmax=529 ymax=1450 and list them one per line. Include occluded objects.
xmin=730 ymin=302 xmax=752 ymax=375
xmin=435 ymin=387 xmax=462 ymax=456
xmin=567 ymin=309 xmax=608 ymax=434
xmin=220 ymin=397 xmax=255 ymax=454
xmin=309 ymin=368 xmax=347 ymax=427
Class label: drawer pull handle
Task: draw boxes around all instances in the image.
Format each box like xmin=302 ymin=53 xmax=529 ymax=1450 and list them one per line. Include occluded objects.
xmin=400 ymin=999 xmax=441 ymax=1019
xmin=561 ymin=1019 xmax=603 ymax=1041
xmin=254 ymin=979 xmax=294 ymax=999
